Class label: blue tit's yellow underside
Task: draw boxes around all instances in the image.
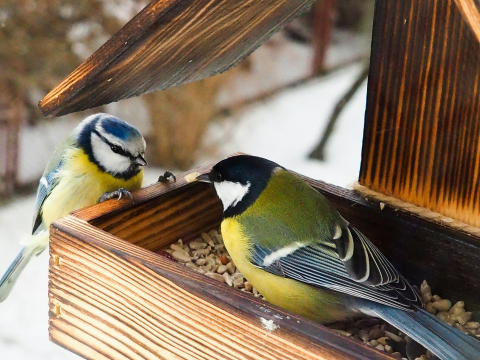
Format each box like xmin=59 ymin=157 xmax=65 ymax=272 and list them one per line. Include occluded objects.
xmin=41 ymin=148 xmax=143 ymax=228
xmin=221 ymin=218 xmax=355 ymax=324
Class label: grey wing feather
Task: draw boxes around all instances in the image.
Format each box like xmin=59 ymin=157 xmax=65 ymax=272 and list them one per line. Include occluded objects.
xmin=252 ymin=224 xmax=422 ymax=311
xmin=0 ymin=246 xmax=36 ymax=301
xmin=31 ymin=135 xmax=77 ymax=234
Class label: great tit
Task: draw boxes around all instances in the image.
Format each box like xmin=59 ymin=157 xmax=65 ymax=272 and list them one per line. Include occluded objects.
xmin=195 ymin=155 xmax=480 ymax=360
xmin=0 ymin=113 xmax=148 ymax=302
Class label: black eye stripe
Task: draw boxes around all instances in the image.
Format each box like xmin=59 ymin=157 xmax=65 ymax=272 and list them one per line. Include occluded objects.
xmin=110 ymin=144 xmax=126 ymax=155
xmin=93 ymin=130 xmax=135 ymax=160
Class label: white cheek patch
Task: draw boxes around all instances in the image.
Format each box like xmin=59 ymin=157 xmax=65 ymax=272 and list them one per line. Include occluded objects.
xmin=91 ymin=133 xmax=131 ymax=174
xmin=262 ymin=242 xmax=305 ymax=267
xmin=214 ymin=181 xmax=251 ymax=211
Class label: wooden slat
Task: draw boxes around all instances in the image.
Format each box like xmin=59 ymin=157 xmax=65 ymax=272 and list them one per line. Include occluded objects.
xmin=70 ymin=165 xmax=215 ymax=222
xmin=49 ymin=216 xmax=391 ymax=360
xmin=360 ymin=0 xmax=480 ymax=227
xmin=38 ymin=0 xmax=315 ymax=117
xmin=70 ymin=166 xmax=223 ymax=252
xmin=91 ymin=183 xmax=222 ymax=252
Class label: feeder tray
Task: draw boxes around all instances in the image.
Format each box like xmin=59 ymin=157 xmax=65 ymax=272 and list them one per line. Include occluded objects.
xmin=48 ymin=158 xmax=480 ymax=360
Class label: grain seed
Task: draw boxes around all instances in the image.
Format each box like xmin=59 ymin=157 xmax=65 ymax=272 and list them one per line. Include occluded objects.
xmin=432 ymin=299 xmax=452 ymax=311
xmin=201 ymin=232 xmax=215 ymax=247
xmin=223 ymin=272 xmax=233 ymax=286
xmin=172 ymin=250 xmax=191 ymax=262
xmin=217 ymin=265 xmax=228 ymax=274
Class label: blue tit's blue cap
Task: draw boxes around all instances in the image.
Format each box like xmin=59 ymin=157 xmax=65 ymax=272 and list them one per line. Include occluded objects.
xmin=100 ymin=115 xmax=142 ymax=141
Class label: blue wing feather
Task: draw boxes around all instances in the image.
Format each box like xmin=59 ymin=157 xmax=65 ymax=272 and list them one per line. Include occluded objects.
xmin=31 ymin=132 xmax=77 ymax=234
xmin=31 ymin=161 xmax=63 ymax=234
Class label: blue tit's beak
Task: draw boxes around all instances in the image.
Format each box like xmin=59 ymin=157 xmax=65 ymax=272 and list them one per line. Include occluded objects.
xmin=135 ymin=154 xmax=148 ymax=166
xmin=195 ymin=173 xmax=212 ymax=183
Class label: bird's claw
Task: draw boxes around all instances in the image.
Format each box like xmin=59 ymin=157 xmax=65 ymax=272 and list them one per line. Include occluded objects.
xmin=158 ymin=171 xmax=176 ymax=183
xmin=99 ymin=188 xmax=135 ymax=204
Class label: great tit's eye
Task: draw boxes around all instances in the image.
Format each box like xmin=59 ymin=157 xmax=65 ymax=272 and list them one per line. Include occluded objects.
xmin=110 ymin=144 xmax=122 ymax=154
xmin=217 ymin=173 xmax=222 ymax=181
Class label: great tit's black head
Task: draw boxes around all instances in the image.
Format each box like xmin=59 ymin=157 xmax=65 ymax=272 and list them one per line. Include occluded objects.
xmin=76 ymin=113 xmax=147 ymax=179
xmin=198 ymin=155 xmax=283 ymax=217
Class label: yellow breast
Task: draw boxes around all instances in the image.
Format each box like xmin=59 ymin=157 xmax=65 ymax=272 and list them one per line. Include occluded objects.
xmin=41 ymin=148 xmax=143 ymax=228
xmin=221 ymin=217 xmax=353 ymax=324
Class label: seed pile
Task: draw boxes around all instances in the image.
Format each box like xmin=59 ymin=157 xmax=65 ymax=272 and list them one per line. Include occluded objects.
xmin=162 ymin=229 xmax=477 ymax=360
xmin=420 ymin=280 xmax=479 ymax=336
xmin=163 ymin=229 xmax=262 ymax=298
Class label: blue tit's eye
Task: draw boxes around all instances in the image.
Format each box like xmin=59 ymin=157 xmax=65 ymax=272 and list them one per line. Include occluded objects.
xmin=110 ymin=144 xmax=122 ymax=154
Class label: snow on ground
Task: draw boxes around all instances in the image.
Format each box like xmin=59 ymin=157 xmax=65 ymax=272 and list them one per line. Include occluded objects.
xmin=217 ymin=29 xmax=369 ymax=109
xmin=0 ymin=63 xmax=367 ymax=359
xmin=200 ymin=63 xmax=367 ymax=188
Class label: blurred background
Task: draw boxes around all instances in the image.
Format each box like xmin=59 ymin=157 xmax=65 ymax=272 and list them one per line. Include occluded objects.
xmin=0 ymin=0 xmax=374 ymax=358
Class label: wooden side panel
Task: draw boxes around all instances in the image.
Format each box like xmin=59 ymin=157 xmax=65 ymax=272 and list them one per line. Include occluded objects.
xmin=70 ymin=166 xmax=223 ymax=252
xmin=90 ymin=184 xmax=222 ymax=252
xmin=360 ymin=0 xmax=480 ymax=227
xmin=39 ymin=0 xmax=315 ymax=117
xmin=49 ymin=216 xmax=391 ymax=360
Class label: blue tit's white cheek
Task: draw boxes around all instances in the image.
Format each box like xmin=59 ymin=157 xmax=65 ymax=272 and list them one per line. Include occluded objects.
xmin=90 ymin=133 xmax=131 ymax=174
xmin=213 ymin=181 xmax=251 ymax=211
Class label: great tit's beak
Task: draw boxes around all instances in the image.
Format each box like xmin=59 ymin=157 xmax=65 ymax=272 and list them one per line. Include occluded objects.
xmin=195 ymin=173 xmax=212 ymax=183
xmin=135 ymin=154 xmax=148 ymax=166
xmin=184 ymin=171 xmax=212 ymax=183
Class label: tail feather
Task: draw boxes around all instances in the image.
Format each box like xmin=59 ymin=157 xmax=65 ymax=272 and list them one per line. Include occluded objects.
xmin=361 ymin=302 xmax=480 ymax=360
xmin=0 ymin=247 xmax=36 ymax=302
xmin=0 ymin=231 xmax=49 ymax=302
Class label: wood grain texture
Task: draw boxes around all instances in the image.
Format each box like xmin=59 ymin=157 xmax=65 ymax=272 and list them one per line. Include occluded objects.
xmin=49 ymin=216 xmax=392 ymax=360
xmin=92 ymin=183 xmax=222 ymax=252
xmin=70 ymin=166 xmax=223 ymax=252
xmin=70 ymin=165 xmax=215 ymax=221
xmin=38 ymin=0 xmax=314 ymax=117
xmin=360 ymin=0 xmax=480 ymax=227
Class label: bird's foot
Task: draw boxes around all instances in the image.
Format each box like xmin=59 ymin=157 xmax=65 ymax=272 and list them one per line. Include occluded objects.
xmin=99 ymin=188 xmax=135 ymax=204
xmin=158 ymin=171 xmax=176 ymax=183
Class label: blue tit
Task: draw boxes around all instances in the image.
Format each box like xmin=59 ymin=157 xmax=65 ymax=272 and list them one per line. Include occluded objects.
xmin=0 ymin=113 xmax=147 ymax=302
xmin=195 ymin=155 xmax=480 ymax=360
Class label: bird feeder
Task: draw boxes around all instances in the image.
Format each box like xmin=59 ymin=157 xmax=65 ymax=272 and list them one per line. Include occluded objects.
xmin=43 ymin=0 xmax=480 ymax=359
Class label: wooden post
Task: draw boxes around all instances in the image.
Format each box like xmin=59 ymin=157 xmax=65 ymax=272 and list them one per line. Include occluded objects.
xmin=0 ymin=82 xmax=22 ymax=197
xmin=311 ymin=0 xmax=336 ymax=74
xmin=360 ymin=0 xmax=480 ymax=227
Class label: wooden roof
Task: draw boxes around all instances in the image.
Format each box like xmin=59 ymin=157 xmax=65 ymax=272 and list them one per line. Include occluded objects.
xmin=39 ymin=0 xmax=314 ymax=117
